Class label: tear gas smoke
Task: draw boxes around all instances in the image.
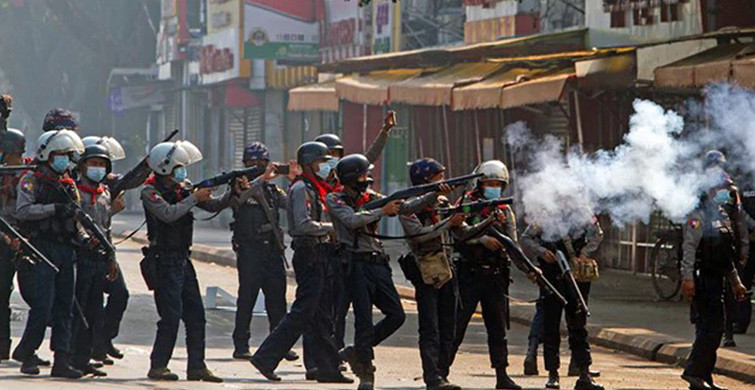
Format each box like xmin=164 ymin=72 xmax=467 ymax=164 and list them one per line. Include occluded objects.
xmin=507 ymin=95 xmax=737 ymax=239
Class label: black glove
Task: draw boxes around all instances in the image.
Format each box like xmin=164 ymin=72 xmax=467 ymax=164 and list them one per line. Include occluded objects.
xmin=54 ymin=203 xmax=76 ymax=218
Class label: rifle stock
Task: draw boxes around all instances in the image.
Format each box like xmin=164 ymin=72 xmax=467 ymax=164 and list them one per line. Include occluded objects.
xmin=194 ymin=166 xmax=265 ymax=189
xmin=0 ymin=215 xmax=58 ymax=272
xmin=361 ymin=173 xmax=483 ymax=211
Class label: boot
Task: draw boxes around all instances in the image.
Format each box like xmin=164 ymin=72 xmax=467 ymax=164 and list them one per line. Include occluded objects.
xmin=427 ymin=377 xmax=462 ymax=390
xmin=232 ymin=350 xmax=253 ymax=360
xmin=92 ymin=351 xmax=114 ymax=365
xmin=546 ymin=371 xmax=560 ymax=389
xmin=305 ymin=368 xmax=318 ymax=380
xmin=106 ymin=344 xmax=124 ymax=360
xmin=20 ymin=356 xmax=40 ymax=376
xmin=523 ymin=338 xmax=539 ymax=376
xmin=722 ymin=333 xmax=736 ymax=348
xmin=316 ymin=372 xmax=354 ymax=384
xmin=51 ymin=353 xmax=84 ymax=379
xmin=74 ymin=363 xmax=107 ymax=377
xmin=681 ymin=374 xmax=711 ymax=390
xmin=706 ymin=376 xmax=728 ymax=390
xmin=568 ymin=361 xmax=600 ymax=377
xmin=495 ymin=367 xmax=522 ymax=389
xmin=147 ymin=367 xmax=179 ymax=381
xmin=574 ymin=367 xmax=604 ymax=390
xmin=339 ymin=345 xmax=356 ymax=368
xmin=284 ymin=350 xmax=299 ymax=361
xmin=355 ymin=364 xmax=376 ymax=390
xmin=249 ymin=355 xmax=281 ymax=381
xmin=187 ymin=368 xmax=223 ymax=383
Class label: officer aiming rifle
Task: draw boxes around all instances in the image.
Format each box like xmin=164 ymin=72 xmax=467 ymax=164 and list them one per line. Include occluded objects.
xmin=360 ymin=172 xmax=483 ymax=211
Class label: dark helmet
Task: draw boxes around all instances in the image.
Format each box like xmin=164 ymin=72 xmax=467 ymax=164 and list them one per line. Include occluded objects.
xmin=0 ymin=128 xmax=26 ymax=154
xmin=79 ymin=144 xmax=112 ymax=173
xmin=243 ymin=141 xmax=270 ymax=162
xmin=297 ymin=141 xmax=331 ymax=166
xmin=409 ymin=158 xmax=445 ymax=185
xmin=314 ymin=133 xmax=344 ymax=153
xmin=703 ymin=150 xmax=726 ymax=169
xmin=42 ymin=108 xmax=79 ymax=131
xmin=336 ymin=154 xmax=373 ymax=185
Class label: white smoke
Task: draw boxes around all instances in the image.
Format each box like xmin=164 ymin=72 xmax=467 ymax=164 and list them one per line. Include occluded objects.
xmin=700 ymin=83 xmax=755 ymax=176
xmin=507 ymin=99 xmax=725 ymax=239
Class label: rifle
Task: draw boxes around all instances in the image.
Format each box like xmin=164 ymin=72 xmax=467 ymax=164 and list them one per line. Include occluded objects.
xmin=487 ymin=228 xmax=567 ymax=306
xmin=53 ymin=183 xmax=117 ymax=262
xmin=438 ymin=198 xmax=513 ymax=216
xmin=194 ymin=165 xmax=266 ymax=189
xmin=556 ymin=250 xmax=590 ymax=316
xmin=0 ymin=165 xmax=36 ymax=174
xmin=361 ymin=173 xmax=483 ymax=211
xmin=110 ymin=129 xmax=180 ymax=199
xmin=0 ymin=214 xmax=58 ymax=273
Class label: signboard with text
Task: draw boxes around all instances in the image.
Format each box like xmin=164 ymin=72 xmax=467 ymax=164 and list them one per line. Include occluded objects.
xmin=243 ymin=2 xmax=319 ymax=62
xmin=201 ymin=29 xmax=241 ymax=84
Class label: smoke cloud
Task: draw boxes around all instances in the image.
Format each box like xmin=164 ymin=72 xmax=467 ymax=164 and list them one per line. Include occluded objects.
xmin=506 ymin=93 xmax=744 ymax=239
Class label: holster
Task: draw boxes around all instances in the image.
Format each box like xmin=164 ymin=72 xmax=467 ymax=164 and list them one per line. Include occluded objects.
xmin=398 ymin=253 xmax=422 ymax=286
xmin=139 ymin=246 xmax=158 ymax=291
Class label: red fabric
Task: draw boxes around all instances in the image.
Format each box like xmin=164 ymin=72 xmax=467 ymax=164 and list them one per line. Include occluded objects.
xmin=301 ymin=172 xmax=342 ymax=210
xmin=34 ymin=172 xmax=75 ymax=186
xmin=144 ymin=175 xmax=185 ymax=201
xmin=355 ymin=192 xmax=371 ymax=208
xmin=77 ymin=184 xmax=105 ymax=205
xmin=464 ymin=190 xmax=508 ymax=216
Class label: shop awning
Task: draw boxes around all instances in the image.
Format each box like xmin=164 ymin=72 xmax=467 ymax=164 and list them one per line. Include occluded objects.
xmin=500 ymin=70 xmax=575 ymax=109
xmin=287 ymin=81 xmax=339 ymax=112
xmin=335 ymin=69 xmax=426 ymax=105
xmin=654 ymin=43 xmax=755 ymax=88
xmin=452 ymin=67 xmax=551 ymax=110
xmin=389 ymin=63 xmax=504 ymax=106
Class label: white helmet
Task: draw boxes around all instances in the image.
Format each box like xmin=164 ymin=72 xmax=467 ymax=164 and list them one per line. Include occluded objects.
xmin=35 ymin=130 xmax=85 ymax=162
xmin=148 ymin=140 xmax=203 ymax=175
xmin=474 ymin=160 xmax=510 ymax=186
xmin=82 ymin=136 xmax=126 ymax=161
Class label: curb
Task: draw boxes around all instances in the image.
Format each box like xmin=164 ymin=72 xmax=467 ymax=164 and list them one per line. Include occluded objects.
xmin=115 ymin=232 xmax=755 ymax=384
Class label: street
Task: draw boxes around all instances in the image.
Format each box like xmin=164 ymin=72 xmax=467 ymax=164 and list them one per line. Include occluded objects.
xmin=0 ymin=238 xmax=750 ymax=390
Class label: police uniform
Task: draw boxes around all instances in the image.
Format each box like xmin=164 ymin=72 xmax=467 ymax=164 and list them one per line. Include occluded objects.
xmin=230 ymin=176 xmax=288 ymax=355
xmin=520 ymin=219 xmax=603 ymax=377
xmin=14 ymin=166 xmax=89 ymax=368
xmin=326 ymin=188 xmax=432 ymax=381
xmin=448 ymin=190 xmax=518 ymax=381
xmin=681 ymin=198 xmax=746 ymax=384
xmin=737 ymin=185 xmax=755 ymax=332
xmin=141 ymin=178 xmax=230 ymax=373
xmin=250 ymin=174 xmax=345 ymax=381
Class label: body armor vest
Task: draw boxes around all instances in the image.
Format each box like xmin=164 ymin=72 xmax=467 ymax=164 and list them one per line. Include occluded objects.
xmin=145 ymin=182 xmax=194 ymax=253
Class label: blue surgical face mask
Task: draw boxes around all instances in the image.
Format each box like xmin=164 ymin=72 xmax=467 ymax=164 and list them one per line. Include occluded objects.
xmin=713 ymin=189 xmax=731 ymax=205
xmin=316 ymin=162 xmax=332 ymax=180
xmin=482 ymin=186 xmax=502 ymax=200
xmin=51 ymin=155 xmax=70 ymax=173
xmin=86 ymin=166 xmax=107 ymax=183
xmin=173 ymin=166 xmax=188 ymax=182
xmin=327 ymin=157 xmax=339 ymax=171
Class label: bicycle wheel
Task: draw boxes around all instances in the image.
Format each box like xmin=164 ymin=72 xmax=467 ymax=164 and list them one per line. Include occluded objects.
xmin=651 ymin=236 xmax=682 ymax=300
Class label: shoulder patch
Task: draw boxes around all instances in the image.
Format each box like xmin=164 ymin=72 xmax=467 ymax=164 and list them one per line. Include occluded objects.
xmin=19 ymin=176 xmax=34 ymax=194
xmin=146 ymin=189 xmax=163 ymax=203
xmin=688 ymin=217 xmax=701 ymax=229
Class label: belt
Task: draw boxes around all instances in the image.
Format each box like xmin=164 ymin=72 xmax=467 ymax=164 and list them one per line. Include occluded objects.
xmin=350 ymin=251 xmax=388 ymax=265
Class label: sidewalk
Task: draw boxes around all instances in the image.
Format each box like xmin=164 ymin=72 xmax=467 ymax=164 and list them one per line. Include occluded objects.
xmin=112 ymin=212 xmax=755 ymax=383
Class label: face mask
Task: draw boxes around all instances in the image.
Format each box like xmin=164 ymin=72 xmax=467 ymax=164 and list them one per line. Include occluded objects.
xmin=482 ymin=186 xmax=502 ymax=200
xmin=173 ymin=166 xmax=188 ymax=182
xmin=51 ymin=155 xmax=70 ymax=173
xmin=327 ymin=157 xmax=340 ymax=171
xmin=316 ymin=162 xmax=332 ymax=180
xmin=86 ymin=166 xmax=107 ymax=183
xmin=713 ymin=189 xmax=731 ymax=205
xmin=354 ymin=180 xmax=369 ymax=193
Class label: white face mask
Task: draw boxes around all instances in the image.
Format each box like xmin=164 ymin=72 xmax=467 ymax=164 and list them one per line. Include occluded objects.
xmin=327 ymin=157 xmax=340 ymax=171
xmin=86 ymin=166 xmax=107 ymax=183
xmin=316 ymin=161 xmax=332 ymax=180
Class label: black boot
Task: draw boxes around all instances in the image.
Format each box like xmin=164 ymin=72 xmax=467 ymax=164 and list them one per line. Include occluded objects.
xmin=187 ymin=368 xmax=223 ymax=383
xmin=546 ymin=371 xmax=560 ymax=389
xmin=74 ymin=363 xmax=107 ymax=377
xmin=51 ymin=353 xmax=84 ymax=379
xmin=496 ymin=367 xmax=522 ymax=390
xmin=574 ymin=367 xmax=604 ymax=390
xmin=20 ymin=356 xmax=40 ymax=376
xmin=568 ymin=361 xmax=600 ymax=377
xmin=249 ymin=355 xmax=281 ymax=381
xmin=284 ymin=350 xmax=299 ymax=361
xmin=232 ymin=350 xmax=253 ymax=360
xmin=523 ymin=338 xmax=539 ymax=376
xmin=355 ymin=363 xmax=375 ymax=390
xmin=147 ymin=367 xmax=179 ymax=381
xmin=106 ymin=344 xmax=124 ymax=360
xmin=706 ymin=376 xmax=728 ymax=390
xmin=681 ymin=374 xmax=711 ymax=390
xmin=92 ymin=351 xmax=114 ymax=365
xmin=427 ymin=377 xmax=462 ymax=390
xmin=722 ymin=333 xmax=736 ymax=348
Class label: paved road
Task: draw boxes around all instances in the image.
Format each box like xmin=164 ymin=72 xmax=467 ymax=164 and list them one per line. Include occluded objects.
xmin=0 ymin=238 xmax=752 ymax=389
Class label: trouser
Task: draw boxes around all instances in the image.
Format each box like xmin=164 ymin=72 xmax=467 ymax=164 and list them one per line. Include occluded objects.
xmin=414 ymin=277 xmax=456 ymax=385
xmin=232 ymin=241 xmax=287 ymax=353
xmin=0 ymin=241 xmax=14 ymax=357
xmin=684 ymin=272 xmax=725 ymax=379
xmin=14 ymin=239 xmax=76 ymax=358
xmin=724 ymin=279 xmax=738 ymax=337
xmin=252 ymin=244 xmax=340 ymax=375
xmin=71 ymin=257 xmax=108 ymax=368
xmin=303 ymin=250 xmax=342 ymax=371
xmin=347 ymin=258 xmax=406 ymax=371
xmin=149 ymin=252 xmax=207 ymax=371
xmin=449 ymin=264 xmax=509 ymax=369
xmin=736 ymin=247 xmax=755 ymax=332
xmin=528 ymin=299 xmax=544 ymax=342
xmin=93 ymin=267 xmax=129 ymax=355
xmin=542 ymin=268 xmax=592 ymax=372
xmin=333 ymin=257 xmax=350 ymax=350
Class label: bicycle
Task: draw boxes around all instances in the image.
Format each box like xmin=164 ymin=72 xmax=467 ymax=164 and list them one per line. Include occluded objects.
xmin=650 ymin=223 xmax=684 ymax=301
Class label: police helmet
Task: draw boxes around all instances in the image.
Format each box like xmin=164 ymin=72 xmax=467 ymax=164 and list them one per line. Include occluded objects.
xmin=409 ymin=158 xmax=445 ymax=185
xmin=35 ymin=130 xmax=85 ymax=162
xmin=297 ymin=141 xmax=331 ymax=166
xmin=0 ymin=128 xmax=26 ymax=155
xmin=336 ymin=154 xmax=373 ymax=186
xmin=147 ymin=140 xmax=203 ymax=175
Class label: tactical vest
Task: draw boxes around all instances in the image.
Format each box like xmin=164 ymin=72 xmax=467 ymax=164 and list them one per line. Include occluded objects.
xmin=741 ymin=188 xmax=755 ymax=221
xmin=232 ymin=183 xmax=281 ymax=242
xmin=25 ymin=175 xmax=80 ymax=242
xmin=697 ymin=206 xmax=737 ymax=274
xmin=454 ymin=191 xmax=508 ymax=267
xmin=145 ymin=182 xmax=194 ymax=253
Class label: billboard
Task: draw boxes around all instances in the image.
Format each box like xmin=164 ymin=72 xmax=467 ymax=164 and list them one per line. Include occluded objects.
xmin=243 ymin=0 xmax=320 ymax=62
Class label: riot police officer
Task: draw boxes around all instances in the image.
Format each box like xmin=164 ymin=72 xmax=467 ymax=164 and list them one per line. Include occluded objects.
xmin=736 ymin=173 xmax=755 ymax=334
xmin=141 ymin=140 xmax=228 ymax=382
xmin=327 ymin=153 xmax=435 ymax=390
xmin=0 ymin=126 xmax=26 ymax=363
xmin=249 ymin=141 xmax=352 ymax=384
xmin=42 ymin=108 xmax=79 ymax=132
xmin=399 ymin=158 xmax=464 ymax=390
xmin=520 ymin=214 xmax=604 ymax=390
xmin=14 ymin=129 xmax=88 ymax=378
xmin=448 ymin=160 xmax=522 ymax=390
xmin=230 ymin=141 xmax=298 ymax=362
xmin=680 ymin=161 xmax=748 ymax=390
xmin=70 ymin=142 xmax=125 ymax=377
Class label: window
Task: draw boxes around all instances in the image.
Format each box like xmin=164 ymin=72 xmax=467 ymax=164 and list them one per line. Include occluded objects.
xmin=661 ymin=3 xmax=681 ymax=22
xmin=661 ymin=3 xmax=669 ymax=22
xmin=611 ymin=11 xmax=626 ymax=27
